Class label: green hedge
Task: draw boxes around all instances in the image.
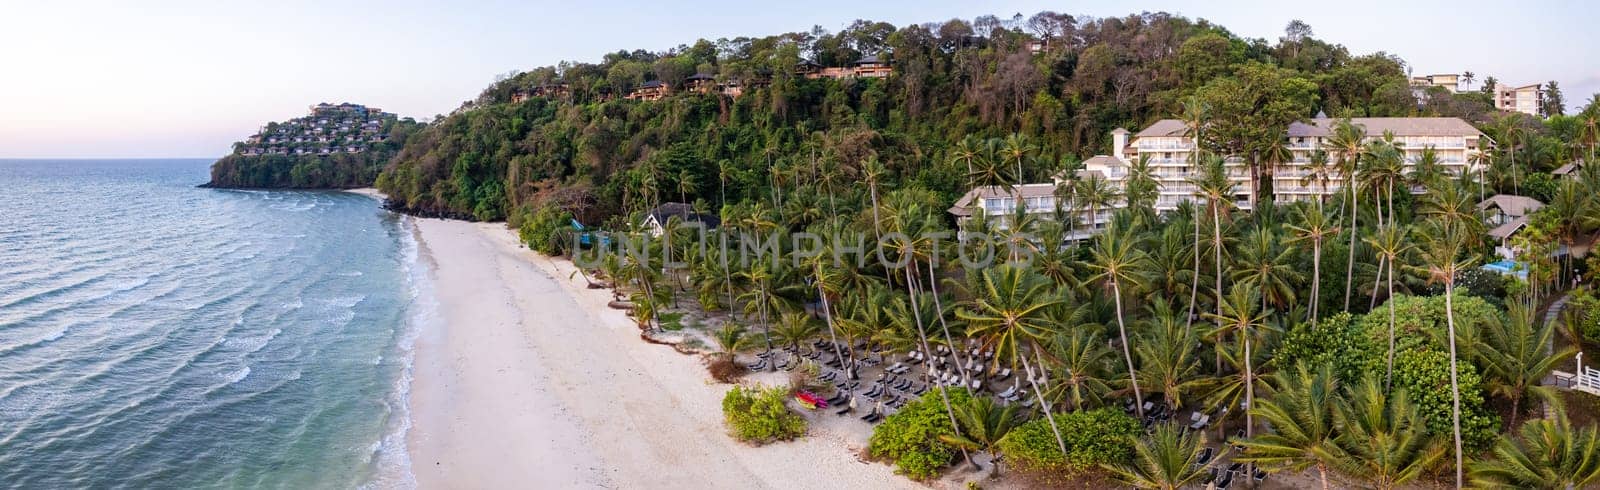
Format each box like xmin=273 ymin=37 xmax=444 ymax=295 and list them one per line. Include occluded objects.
xmin=869 ymin=388 xmax=972 ymax=480
xmin=997 ymin=408 xmax=1141 ymax=476
xmin=721 ymin=385 xmax=806 ymax=444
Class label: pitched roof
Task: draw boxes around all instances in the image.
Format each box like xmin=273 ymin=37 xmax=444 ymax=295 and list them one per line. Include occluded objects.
xmin=1134 ymin=119 xmax=1189 ymax=138
xmin=646 ymin=202 xmax=719 ymax=228
xmin=685 ymin=73 xmax=715 ymax=81
xmin=1477 ymin=194 xmax=1545 ymax=217
xmin=1488 ymin=216 xmax=1530 ymax=240
xmin=948 ymin=184 xmax=1059 ymax=217
xmin=856 ymin=55 xmax=884 ymax=65
xmin=1554 ymin=160 xmax=1584 ymax=176
xmin=639 ymin=80 xmax=665 ymax=89
xmin=1286 ymin=117 xmax=1485 ymax=138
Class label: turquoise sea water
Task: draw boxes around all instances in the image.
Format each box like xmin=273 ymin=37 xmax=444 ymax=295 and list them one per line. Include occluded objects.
xmin=0 ymin=159 xmax=419 ymax=488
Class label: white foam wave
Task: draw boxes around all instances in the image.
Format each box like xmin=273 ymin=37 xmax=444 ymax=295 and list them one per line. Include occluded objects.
xmin=220 ymin=366 xmax=251 ymax=386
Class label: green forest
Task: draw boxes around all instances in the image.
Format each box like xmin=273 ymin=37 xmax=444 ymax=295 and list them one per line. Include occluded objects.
xmin=206 ymin=115 xmax=424 ymax=189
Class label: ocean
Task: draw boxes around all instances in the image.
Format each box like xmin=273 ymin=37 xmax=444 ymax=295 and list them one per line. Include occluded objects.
xmin=0 ymin=159 xmax=421 ymax=488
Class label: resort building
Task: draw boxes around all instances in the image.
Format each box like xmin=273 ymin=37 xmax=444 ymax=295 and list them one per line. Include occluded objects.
xmin=1493 ymin=82 xmax=1545 ymax=116
xmin=642 ymin=203 xmax=719 ymax=237
xmin=797 ymin=56 xmax=893 ymax=80
xmin=1410 ymin=73 xmax=1462 ymax=93
xmin=1554 ymin=160 xmax=1585 ymax=179
xmin=683 ymin=74 xmax=717 ymax=94
xmin=1480 ymin=194 xmax=1546 ymax=260
xmin=625 ymin=80 xmax=669 ymax=101
xmin=236 ymin=103 xmax=395 ymax=157
xmin=949 ymin=116 xmax=1488 ymax=241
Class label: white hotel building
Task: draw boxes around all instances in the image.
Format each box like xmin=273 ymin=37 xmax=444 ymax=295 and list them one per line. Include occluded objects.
xmin=949 ymin=117 xmax=1488 ymax=238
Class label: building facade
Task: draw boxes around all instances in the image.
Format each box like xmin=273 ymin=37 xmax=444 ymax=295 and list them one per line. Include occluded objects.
xmin=949 ymin=117 xmax=1488 ymax=240
xmin=1493 ymin=82 xmax=1544 ymax=116
xmin=1410 ymin=73 xmax=1462 ymax=93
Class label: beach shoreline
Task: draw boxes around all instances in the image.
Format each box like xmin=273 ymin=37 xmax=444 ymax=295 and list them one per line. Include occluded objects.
xmin=403 ymin=218 xmax=918 ymax=489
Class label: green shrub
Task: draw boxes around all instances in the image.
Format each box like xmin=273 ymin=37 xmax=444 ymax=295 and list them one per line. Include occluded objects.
xmin=997 ymin=408 xmax=1141 ymax=476
xmin=517 ymin=204 xmax=573 ymax=255
xmin=721 ymin=385 xmax=806 ymax=444
xmin=1391 ymin=349 xmax=1500 ymax=450
xmin=1358 ymin=294 xmax=1501 ymax=355
xmin=869 ymin=388 xmax=973 ymax=480
xmin=1276 ymin=312 xmax=1381 ymax=384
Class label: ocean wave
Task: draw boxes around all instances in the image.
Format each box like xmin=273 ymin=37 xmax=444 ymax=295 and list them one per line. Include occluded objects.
xmin=219 ymin=366 xmax=251 ymax=387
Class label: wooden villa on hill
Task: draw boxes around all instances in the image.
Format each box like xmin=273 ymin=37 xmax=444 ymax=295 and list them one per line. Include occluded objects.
xmin=683 ymin=74 xmax=717 ymax=94
xmin=797 ymin=56 xmax=893 ymax=80
xmin=625 ymin=80 xmax=669 ymax=101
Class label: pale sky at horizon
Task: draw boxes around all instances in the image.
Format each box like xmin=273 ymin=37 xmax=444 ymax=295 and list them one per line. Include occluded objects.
xmin=2 ymin=0 xmax=1596 ymax=158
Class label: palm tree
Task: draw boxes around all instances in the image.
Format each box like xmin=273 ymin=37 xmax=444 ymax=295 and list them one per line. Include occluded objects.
xmin=1205 ymin=286 xmax=1269 ymax=441
xmin=1328 ymin=118 xmax=1368 ymax=311
xmin=1135 ymin=304 xmax=1208 ymax=409
xmin=770 ymin=311 xmax=821 ymax=351
xmin=1193 ymin=156 xmax=1236 ymax=340
xmin=1102 ymin=423 xmax=1211 ymax=490
xmin=1414 ymin=220 xmax=1477 ymax=489
xmin=1000 ymin=133 xmax=1037 ymax=185
xmin=1364 ymin=225 xmax=1411 ymax=389
xmin=1477 ymin=299 xmax=1574 ymax=427
xmin=959 ymin=264 xmax=1069 ymax=454
xmin=1087 ymin=227 xmax=1150 ymax=417
xmin=1231 ymin=226 xmax=1303 ymax=314
xmin=937 ymin=397 xmax=1023 ymax=474
xmin=1410 ymin=146 xmax=1449 ymax=191
xmin=1300 ymin=150 xmax=1334 ymax=212
xmin=1328 ymin=375 xmax=1446 ymax=489
xmin=1075 ymin=172 xmax=1121 ymax=237
xmin=951 ymin=135 xmax=982 ymax=175
xmin=1469 ymin=414 xmax=1600 ymax=489
xmin=712 ymin=323 xmax=751 ymax=362
xmin=1286 ymin=204 xmax=1338 ymax=326
xmin=1044 ymin=328 xmax=1114 ymax=411
xmin=1235 ymin=363 xmax=1341 ymax=490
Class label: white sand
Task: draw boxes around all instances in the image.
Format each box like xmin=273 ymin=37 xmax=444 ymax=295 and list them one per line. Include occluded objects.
xmin=405 ymin=218 xmax=918 ymax=489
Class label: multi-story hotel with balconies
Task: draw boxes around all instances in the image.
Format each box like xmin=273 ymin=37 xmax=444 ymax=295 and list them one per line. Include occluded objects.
xmin=949 ymin=117 xmax=1488 ymax=240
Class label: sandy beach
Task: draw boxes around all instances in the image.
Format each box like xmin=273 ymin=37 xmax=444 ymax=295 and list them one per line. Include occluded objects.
xmin=402 ymin=217 xmax=918 ymax=489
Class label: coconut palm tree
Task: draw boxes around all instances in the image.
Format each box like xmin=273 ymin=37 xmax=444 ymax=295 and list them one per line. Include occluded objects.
xmin=1231 ymin=226 xmax=1303 ymax=314
xmin=1286 ymin=204 xmax=1338 ymax=326
xmin=712 ymin=323 xmax=751 ymax=362
xmin=1102 ymin=423 xmax=1211 ymax=490
xmin=1327 ymin=375 xmax=1446 ymax=490
xmin=937 ymin=397 xmax=1023 ymax=474
xmin=1414 ymin=220 xmax=1477 ymax=489
xmin=1205 ymin=286 xmax=1270 ymax=441
xmin=951 ymin=135 xmax=982 ymax=175
xmin=1193 ymin=156 xmax=1236 ymax=338
xmin=1043 ymin=327 xmax=1114 ymax=411
xmin=959 ymin=264 xmax=1069 ymax=454
xmin=1477 ymin=299 xmax=1574 ymax=427
xmin=1235 ymin=362 xmax=1341 ymax=490
xmin=1075 ymin=172 xmax=1121 ymax=238
xmin=1327 ymin=119 xmax=1368 ymax=312
xmin=1410 ymin=146 xmax=1449 ymax=191
xmin=1364 ymin=224 xmax=1411 ymax=389
xmin=1135 ymin=303 xmax=1209 ymax=409
xmin=771 ymin=311 xmax=821 ymax=351
xmin=1300 ymin=150 xmax=1335 ymax=212
xmin=1469 ymin=414 xmax=1600 ymax=489
xmin=1087 ymin=227 xmax=1151 ymax=417
xmin=1000 ymin=133 xmax=1037 ymax=186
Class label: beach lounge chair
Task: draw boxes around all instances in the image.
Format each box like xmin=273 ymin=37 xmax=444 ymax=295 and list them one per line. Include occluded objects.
xmin=1226 ymin=462 xmax=1243 ymax=474
xmin=834 ymin=400 xmax=854 ymax=416
xmin=991 ymin=368 xmax=1011 ymax=382
xmin=860 ymin=409 xmax=882 ymax=423
xmin=1253 ymin=468 xmax=1267 ymax=483
xmin=1195 ymin=446 xmax=1215 ymax=467
xmin=747 ymin=359 xmax=768 ymax=371
xmin=1189 ymin=414 xmax=1210 ymax=431
xmin=1215 ymin=470 xmax=1234 ymax=489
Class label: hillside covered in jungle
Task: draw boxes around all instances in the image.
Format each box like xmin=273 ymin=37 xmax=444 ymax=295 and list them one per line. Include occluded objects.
xmin=373 ymin=11 xmax=1579 ymax=224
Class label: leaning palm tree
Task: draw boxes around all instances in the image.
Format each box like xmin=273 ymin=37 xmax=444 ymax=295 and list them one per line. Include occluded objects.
xmin=1087 ymin=227 xmax=1151 ymax=417
xmin=1365 ymin=224 xmax=1411 ymax=388
xmin=1414 ymin=220 xmax=1477 ymax=489
xmin=937 ymin=397 xmax=1023 ymax=474
xmin=1102 ymin=423 xmax=1211 ymax=490
xmin=1286 ymin=204 xmax=1339 ymax=326
xmin=1327 ymin=375 xmax=1446 ymax=490
xmin=959 ymin=264 xmax=1069 ymax=455
xmin=1234 ymin=363 xmax=1341 ymax=490
xmin=1468 ymin=414 xmax=1600 ymax=489
xmin=1477 ymin=299 xmax=1574 ymax=427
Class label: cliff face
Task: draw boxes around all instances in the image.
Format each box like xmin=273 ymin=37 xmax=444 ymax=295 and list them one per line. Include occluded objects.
xmin=204 ymin=103 xmax=423 ymax=189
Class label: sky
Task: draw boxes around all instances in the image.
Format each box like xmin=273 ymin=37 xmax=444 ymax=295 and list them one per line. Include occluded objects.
xmin=1 ymin=0 xmax=1596 ymax=158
